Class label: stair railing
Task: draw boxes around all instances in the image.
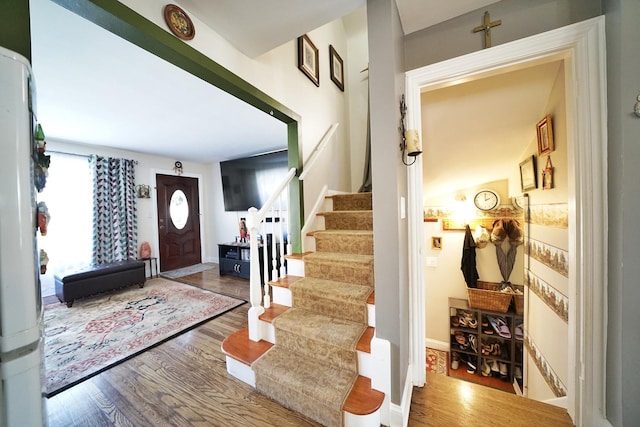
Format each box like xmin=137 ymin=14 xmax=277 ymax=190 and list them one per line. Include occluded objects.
xmin=246 ymin=167 xmax=296 ymax=342
xmin=245 ymin=123 xmax=339 ymax=342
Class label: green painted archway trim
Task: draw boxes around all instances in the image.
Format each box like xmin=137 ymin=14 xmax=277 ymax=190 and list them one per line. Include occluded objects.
xmin=52 ymin=0 xmax=304 ymax=252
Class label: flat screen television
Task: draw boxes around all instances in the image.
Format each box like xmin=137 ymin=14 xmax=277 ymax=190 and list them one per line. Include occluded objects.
xmin=220 ymin=150 xmax=289 ymax=212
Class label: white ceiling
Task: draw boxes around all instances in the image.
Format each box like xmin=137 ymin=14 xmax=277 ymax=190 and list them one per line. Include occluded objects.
xmin=29 ymin=0 xmax=554 ymax=172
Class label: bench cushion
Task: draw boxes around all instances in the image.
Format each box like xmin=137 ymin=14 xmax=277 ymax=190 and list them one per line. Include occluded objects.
xmin=56 ymin=260 xmax=144 ymax=283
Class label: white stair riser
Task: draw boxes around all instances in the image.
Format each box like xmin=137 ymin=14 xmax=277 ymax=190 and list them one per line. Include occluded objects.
xmin=225 ymin=356 xmax=255 ymax=387
xmin=344 ymin=409 xmax=381 ymax=427
xmin=286 ymin=258 xmax=305 ymax=277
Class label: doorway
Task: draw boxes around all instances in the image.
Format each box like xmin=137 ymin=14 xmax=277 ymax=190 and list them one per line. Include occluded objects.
xmin=406 ymin=17 xmax=608 ymax=426
xmin=156 ymin=174 xmax=202 ymax=272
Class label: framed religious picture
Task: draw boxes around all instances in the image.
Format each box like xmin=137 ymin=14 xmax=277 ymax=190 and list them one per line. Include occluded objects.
xmin=519 ymin=155 xmax=537 ymax=191
xmin=536 ymin=114 xmax=554 ymax=155
xmin=298 ymin=34 xmax=319 ymax=87
xmin=329 ymin=45 xmax=344 ymax=91
xmin=431 ymin=236 xmax=442 ymax=250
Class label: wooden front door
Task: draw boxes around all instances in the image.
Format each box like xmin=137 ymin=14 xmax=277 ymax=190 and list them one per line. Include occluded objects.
xmin=156 ymin=174 xmax=202 ymax=271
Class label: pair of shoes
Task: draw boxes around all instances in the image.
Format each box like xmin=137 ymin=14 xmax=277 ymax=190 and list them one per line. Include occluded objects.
xmin=454 ymin=331 xmax=467 ymax=349
xmin=451 ymin=352 xmax=460 ymax=370
xmin=468 ymin=334 xmax=478 ymax=353
xmin=466 ymin=356 xmax=477 ymax=373
xmin=514 ymin=322 xmax=524 ymax=340
xmin=481 ymin=340 xmax=502 ymax=357
xmin=487 ymin=315 xmax=511 ymax=338
xmin=451 ymin=315 xmax=460 ymax=327
xmin=457 ymin=310 xmax=478 ymax=329
xmin=490 ymin=359 xmax=500 ymax=375
xmin=481 ymin=359 xmax=492 ymax=377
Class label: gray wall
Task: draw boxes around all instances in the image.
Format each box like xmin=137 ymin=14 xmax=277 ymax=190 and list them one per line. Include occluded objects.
xmin=367 ymin=0 xmax=410 ymax=403
xmin=603 ymin=0 xmax=640 ymax=425
xmin=404 ymin=0 xmax=601 ymax=70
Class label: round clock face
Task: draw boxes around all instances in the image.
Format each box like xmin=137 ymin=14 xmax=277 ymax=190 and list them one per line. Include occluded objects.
xmin=473 ymin=189 xmax=500 ymax=211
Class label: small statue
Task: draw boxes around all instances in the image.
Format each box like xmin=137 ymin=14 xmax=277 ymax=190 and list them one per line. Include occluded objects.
xmin=139 ymin=241 xmax=151 ymax=259
xmin=40 ymin=249 xmax=49 ymax=274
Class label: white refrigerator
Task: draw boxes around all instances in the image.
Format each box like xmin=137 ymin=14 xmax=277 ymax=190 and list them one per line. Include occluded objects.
xmin=0 ymin=46 xmax=46 ymax=427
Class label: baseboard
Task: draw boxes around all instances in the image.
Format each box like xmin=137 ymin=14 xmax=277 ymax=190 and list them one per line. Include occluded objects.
xmin=388 ymin=367 xmax=413 ymax=427
xmin=425 ymin=338 xmax=449 ymax=352
xmin=543 ymin=396 xmax=567 ymax=409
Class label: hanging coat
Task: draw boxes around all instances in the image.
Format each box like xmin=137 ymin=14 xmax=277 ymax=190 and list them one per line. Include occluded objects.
xmin=461 ymin=224 xmax=479 ymax=288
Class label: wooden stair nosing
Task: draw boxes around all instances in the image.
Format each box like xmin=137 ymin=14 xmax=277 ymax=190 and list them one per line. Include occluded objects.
xmin=221 ymin=328 xmax=272 ymax=366
xmin=343 ymin=376 xmax=385 ymax=416
xmin=259 ymin=303 xmax=289 ymax=323
xmin=268 ymin=274 xmax=303 ymax=289
xmin=284 ymin=252 xmax=312 ymax=261
xmin=356 ymin=326 xmax=374 ymax=354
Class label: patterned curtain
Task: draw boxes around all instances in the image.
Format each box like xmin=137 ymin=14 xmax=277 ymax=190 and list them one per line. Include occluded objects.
xmin=88 ymin=155 xmax=138 ymax=264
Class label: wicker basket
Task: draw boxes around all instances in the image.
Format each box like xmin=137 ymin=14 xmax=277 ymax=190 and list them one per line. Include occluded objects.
xmin=513 ymin=284 xmax=524 ymax=315
xmin=467 ymin=281 xmax=513 ymax=313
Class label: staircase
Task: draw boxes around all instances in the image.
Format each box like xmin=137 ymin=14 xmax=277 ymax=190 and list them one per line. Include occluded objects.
xmin=222 ymin=192 xmax=384 ymax=427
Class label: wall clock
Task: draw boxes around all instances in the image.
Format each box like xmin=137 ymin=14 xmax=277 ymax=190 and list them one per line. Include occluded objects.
xmin=511 ymin=196 xmax=525 ymax=210
xmin=473 ymin=189 xmax=500 ymax=211
xmin=164 ymin=4 xmax=195 ymax=40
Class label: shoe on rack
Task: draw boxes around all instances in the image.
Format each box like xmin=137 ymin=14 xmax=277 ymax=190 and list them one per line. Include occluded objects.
xmin=481 ymin=359 xmax=491 ymax=377
xmin=451 ymin=315 xmax=460 ymax=327
xmin=515 ymin=322 xmax=524 ymax=340
xmin=490 ymin=359 xmax=500 ymax=374
xmin=468 ymin=334 xmax=477 ymax=353
xmin=454 ymin=331 xmax=468 ymax=349
xmin=466 ymin=356 xmax=477 ymax=374
xmin=499 ymin=362 xmax=508 ymax=378
xmin=514 ymin=366 xmax=523 ymax=379
xmin=451 ymin=352 xmax=460 ymax=370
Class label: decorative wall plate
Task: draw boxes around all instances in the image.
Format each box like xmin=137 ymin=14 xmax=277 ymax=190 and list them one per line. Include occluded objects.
xmin=164 ymin=4 xmax=195 ymax=40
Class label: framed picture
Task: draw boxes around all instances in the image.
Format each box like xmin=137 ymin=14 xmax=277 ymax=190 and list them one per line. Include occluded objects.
xmin=297 ymin=35 xmax=319 ymax=87
xmin=519 ymin=155 xmax=537 ymax=191
xmin=329 ymin=45 xmax=344 ymax=91
xmin=536 ymin=114 xmax=554 ymax=155
xmin=431 ymin=236 xmax=442 ymax=250
xmin=542 ymin=156 xmax=554 ymax=190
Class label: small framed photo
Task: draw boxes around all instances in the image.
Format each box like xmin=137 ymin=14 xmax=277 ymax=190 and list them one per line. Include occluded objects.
xmin=536 ymin=114 xmax=554 ymax=155
xmin=298 ymin=34 xmax=319 ymax=87
xmin=329 ymin=45 xmax=344 ymax=91
xmin=431 ymin=236 xmax=442 ymax=250
xmin=519 ymin=155 xmax=537 ymax=191
xmin=542 ymin=156 xmax=554 ymax=190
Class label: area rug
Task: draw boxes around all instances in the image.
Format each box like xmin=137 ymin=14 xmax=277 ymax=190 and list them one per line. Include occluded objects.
xmin=43 ymin=277 xmax=244 ymax=397
xmin=426 ymin=347 xmax=449 ymax=376
xmin=160 ymin=263 xmax=216 ymax=279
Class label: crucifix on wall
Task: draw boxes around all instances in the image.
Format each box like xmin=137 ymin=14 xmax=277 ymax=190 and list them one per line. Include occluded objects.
xmin=472 ymin=11 xmax=502 ymax=49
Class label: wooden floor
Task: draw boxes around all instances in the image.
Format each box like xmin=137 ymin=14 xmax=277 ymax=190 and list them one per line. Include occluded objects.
xmin=45 ymin=268 xmax=573 ymax=426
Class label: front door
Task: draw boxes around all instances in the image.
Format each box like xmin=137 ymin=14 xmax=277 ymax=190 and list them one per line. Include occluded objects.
xmin=156 ymin=174 xmax=202 ymax=271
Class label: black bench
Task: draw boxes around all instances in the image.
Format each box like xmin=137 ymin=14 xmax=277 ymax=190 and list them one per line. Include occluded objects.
xmin=54 ymin=260 xmax=146 ymax=307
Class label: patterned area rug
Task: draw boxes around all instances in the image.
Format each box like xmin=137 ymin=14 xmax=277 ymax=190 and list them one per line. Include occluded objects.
xmin=426 ymin=347 xmax=449 ymax=376
xmin=161 ymin=263 xmax=216 ymax=279
xmin=43 ymin=277 xmax=243 ymax=397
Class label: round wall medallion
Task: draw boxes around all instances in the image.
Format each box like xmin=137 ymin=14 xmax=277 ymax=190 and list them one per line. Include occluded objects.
xmin=164 ymin=4 xmax=195 ymax=40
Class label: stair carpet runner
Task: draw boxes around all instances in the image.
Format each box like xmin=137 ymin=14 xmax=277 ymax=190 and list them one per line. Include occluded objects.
xmin=252 ymin=193 xmax=375 ymax=427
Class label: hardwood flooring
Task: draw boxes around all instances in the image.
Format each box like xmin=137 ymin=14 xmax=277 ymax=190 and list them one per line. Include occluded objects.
xmin=44 ymin=268 xmax=573 ymax=426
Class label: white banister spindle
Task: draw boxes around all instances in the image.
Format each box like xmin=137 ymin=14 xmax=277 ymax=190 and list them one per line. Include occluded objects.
xmin=246 ymin=207 xmax=264 ymax=341
xmin=279 ymin=193 xmax=287 ymax=278
xmin=262 ymin=226 xmax=271 ymax=309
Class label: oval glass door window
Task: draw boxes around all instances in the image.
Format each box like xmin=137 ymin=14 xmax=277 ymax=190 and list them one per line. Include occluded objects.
xmin=169 ymin=189 xmax=189 ymax=229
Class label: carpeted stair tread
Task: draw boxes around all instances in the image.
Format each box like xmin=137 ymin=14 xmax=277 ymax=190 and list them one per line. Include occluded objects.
xmin=319 ymin=211 xmax=373 ymax=231
xmin=253 ymin=346 xmax=357 ymax=427
xmin=313 ymin=230 xmax=373 ymax=255
xmin=329 ymin=192 xmax=372 ymax=211
xmin=290 ymin=277 xmax=372 ymax=323
xmin=273 ymin=308 xmax=366 ymax=353
xmin=303 ymin=251 xmax=374 ymax=287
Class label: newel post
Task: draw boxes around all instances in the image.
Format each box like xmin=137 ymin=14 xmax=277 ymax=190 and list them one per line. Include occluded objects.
xmin=246 ymin=207 xmax=264 ymax=341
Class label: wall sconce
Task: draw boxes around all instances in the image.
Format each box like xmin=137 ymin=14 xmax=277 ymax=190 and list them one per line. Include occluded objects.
xmin=399 ymin=94 xmax=423 ymax=166
xmin=173 ymin=161 xmax=183 ymax=175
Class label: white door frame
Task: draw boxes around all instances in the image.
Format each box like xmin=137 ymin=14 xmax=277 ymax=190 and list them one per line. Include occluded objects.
xmin=405 ymin=17 xmax=608 ymax=426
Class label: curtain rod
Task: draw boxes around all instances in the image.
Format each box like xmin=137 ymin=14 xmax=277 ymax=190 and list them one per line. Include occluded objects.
xmin=47 ymin=150 xmax=138 ymax=164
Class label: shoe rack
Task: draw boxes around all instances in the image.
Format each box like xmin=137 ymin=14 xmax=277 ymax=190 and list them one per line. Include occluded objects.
xmin=448 ymin=297 xmax=523 ymax=392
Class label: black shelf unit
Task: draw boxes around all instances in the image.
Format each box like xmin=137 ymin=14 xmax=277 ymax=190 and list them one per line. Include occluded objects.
xmin=449 ymin=297 xmax=523 ymax=390
xmin=218 ymin=241 xmax=282 ymax=281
